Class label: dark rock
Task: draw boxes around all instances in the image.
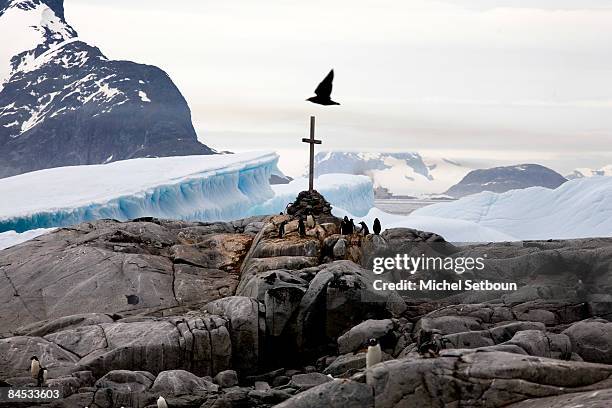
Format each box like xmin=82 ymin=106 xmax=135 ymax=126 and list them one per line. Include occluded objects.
xmin=206 ymin=296 xmax=264 ymax=376
xmin=286 ymin=190 xmax=334 ymax=219
xmin=214 ymin=370 xmax=239 ymax=388
xmin=367 ymin=350 xmax=612 ymax=407
xmin=94 ymin=370 xmax=155 ymax=408
xmin=288 ymin=372 xmax=332 ymax=391
xmin=506 ymin=388 xmax=612 ymax=408
xmin=563 ymin=318 xmax=612 ymax=364
xmin=275 ymin=380 xmax=374 ymax=408
xmin=272 ymin=375 xmax=290 ymax=387
xmin=150 ymin=369 xmax=218 ymax=395
xmin=323 ymin=353 xmax=367 ymax=377
xmin=337 ymin=319 xmax=395 ymax=354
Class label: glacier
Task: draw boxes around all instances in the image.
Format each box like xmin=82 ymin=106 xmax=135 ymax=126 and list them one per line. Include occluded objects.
xmin=412 ymin=176 xmax=612 ymax=240
xmin=0 ymin=152 xmax=375 ymax=234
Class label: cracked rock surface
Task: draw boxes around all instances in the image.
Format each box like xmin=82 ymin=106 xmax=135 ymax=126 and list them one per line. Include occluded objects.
xmin=1 ymin=216 xmax=612 ymax=407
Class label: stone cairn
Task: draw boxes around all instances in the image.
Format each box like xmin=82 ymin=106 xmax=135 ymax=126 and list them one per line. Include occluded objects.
xmin=285 ymin=190 xmax=334 ymax=222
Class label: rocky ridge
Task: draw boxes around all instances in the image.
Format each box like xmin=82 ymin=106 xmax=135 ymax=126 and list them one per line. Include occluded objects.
xmin=1 ymin=210 xmax=612 ymax=407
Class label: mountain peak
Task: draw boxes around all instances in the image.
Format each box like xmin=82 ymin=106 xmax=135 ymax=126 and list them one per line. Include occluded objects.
xmin=1 ymin=0 xmax=64 ymax=18
xmin=445 ymin=163 xmax=567 ymax=198
xmin=0 ymin=0 xmax=76 ymax=88
xmin=0 ymin=0 xmax=215 ymax=178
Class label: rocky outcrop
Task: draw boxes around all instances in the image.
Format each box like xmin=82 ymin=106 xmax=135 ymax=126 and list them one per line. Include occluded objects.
xmin=366 ymin=350 xmax=612 ymax=407
xmin=0 ymin=218 xmax=265 ymax=333
xmin=206 ymin=296 xmax=264 ymax=377
xmin=506 ymin=388 xmax=612 ymax=407
xmin=275 ymin=379 xmax=374 ymax=408
xmin=2 ymin=216 xmax=612 ymax=407
xmin=563 ymin=318 xmax=612 ymax=364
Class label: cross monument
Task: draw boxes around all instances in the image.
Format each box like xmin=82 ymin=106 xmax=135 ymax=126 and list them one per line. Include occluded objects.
xmin=302 ymin=116 xmax=322 ymax=192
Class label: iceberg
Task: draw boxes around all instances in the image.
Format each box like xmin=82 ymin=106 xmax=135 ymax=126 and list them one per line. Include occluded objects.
xmin=0 ymin=152 xmax=376 ymax=234
xmin=0 ymin=152 xmax=279 ymax=232
xmin=0 ymin=228 xmax=54 ymax=250
xmin=412 ymin=176 xmax=612 ymax=240
xmin=249 ymin=174 xmax=374 ymax=217
xmin=332 ymin=207 xmax=516 ymax=243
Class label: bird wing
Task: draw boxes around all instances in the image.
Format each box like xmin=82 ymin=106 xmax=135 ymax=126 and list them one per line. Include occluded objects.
xmin=314 ymin=69 xmax=334 ymax=98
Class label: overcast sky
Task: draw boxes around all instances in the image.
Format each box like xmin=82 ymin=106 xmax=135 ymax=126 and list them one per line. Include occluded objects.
xmin=65 ymin=0 xmax=612 ymax=176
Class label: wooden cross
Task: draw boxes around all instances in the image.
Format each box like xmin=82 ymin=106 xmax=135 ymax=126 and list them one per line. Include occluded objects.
xmin=302 ymin=116 xmax=322 ymax=192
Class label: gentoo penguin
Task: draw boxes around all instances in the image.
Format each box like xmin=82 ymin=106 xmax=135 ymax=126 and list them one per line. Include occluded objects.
xmin=278 ymin=220 xmax=288 ymax=238
xmin=349 ymin=219 xmax=356 ymax=234
xmin=359 ymin=221 xmax=369 ymax=236
xmin=373 ymin=218 xmax=382 ymax=235
xmin=365 ymin=338 xmax=382 ymax=369
xmin=37 ymin=367 xmax=47 ymax=387
xmin=298 ymin=217 xmax=306 ymax=237
xmin=30 ymin=356 xmax=41 ymax=381
xmin=306 ymin=213 xmax=315 ymax=229
xmin=157 ymin=396 xmax=168 ymax=408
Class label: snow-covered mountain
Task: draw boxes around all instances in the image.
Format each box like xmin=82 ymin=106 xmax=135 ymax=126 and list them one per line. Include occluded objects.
xmin=445 ymin=164 xmax=567 ymax=198
xmin=313 ymin=151 xmax=473 ymax=197
xmin=0 ymin=0 xmax=214 ymax=178
xmin=413 ymin=176 xmax=612 ymax=240
xmin=566 ymin=165 xmax=612 ymax=180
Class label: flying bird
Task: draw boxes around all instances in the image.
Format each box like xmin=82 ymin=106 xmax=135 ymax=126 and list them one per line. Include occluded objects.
xmin=307 ymin=69 xmax=340 ymax=106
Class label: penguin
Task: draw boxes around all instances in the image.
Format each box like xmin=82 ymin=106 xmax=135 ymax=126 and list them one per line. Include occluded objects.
xmin=157 ymin=396 xmax=168 ymax=408
xmin=30 ymin=356 xmax=41 ymax=381
xmin=373 ymin=218 xmax=382 ymax=235
xmin=278 ymin=220 xmax=288 ymax=238
xmin=365 ymin=338 xmax=382 ymax=369
xmin=306 ymin=213 xmax=315 ymax=229
xmin=341 ymin=216 xmax=350 ymax=235
xmin=349 ymin=219 xmax=356 ymax=234
xmin=298 ymin=217 xmax=306 ymax=237
xmin=417 ymin=329 xmax=446 ymax=357
xmin=359 ymin=221 xmax=369 ymax=236
xmin=37 ymin=367 xmax=47 ymax=387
